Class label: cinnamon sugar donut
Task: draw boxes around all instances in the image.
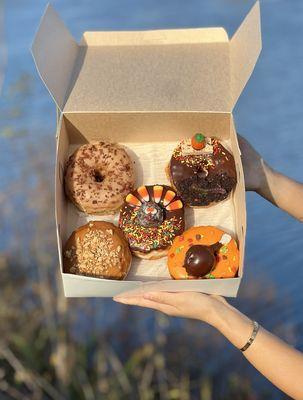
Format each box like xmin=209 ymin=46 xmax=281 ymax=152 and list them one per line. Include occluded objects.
xmin=63 ymin=221 xmax=131 ymax=280
xmin=119 ymin=185 xmax=185 ymax=259
xmin=64 ymin=142 xmax=135 ymax=214
xmin=167 ymin=226 xmax=239 ymax=279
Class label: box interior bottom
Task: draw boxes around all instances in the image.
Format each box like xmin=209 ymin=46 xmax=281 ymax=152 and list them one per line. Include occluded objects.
xmin=65 ymin=140 xmax=236 ymax=282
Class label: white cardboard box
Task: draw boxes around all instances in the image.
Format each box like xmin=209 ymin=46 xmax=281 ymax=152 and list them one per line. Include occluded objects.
xmin=32 ymin=2 xmax=262 ymax=297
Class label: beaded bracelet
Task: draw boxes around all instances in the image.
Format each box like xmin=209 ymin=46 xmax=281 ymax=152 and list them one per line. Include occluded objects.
xmin=240 ymin=321 xmax=260 ymax=352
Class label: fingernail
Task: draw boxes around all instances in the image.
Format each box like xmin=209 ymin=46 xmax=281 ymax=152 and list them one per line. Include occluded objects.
xmin=143 ymin=293 xmax=153 ymax=300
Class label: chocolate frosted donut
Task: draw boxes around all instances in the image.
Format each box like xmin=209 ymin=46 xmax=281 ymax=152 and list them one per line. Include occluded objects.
xmin=168 ymin=135 xmax=237 ymax=207
xmin=119 ymin=185 xmax=185 ymax=259
xmin=65 ymin=142 xmax=135 ymax=214
xmin=63 ymin=221 xmax=131 ymax=280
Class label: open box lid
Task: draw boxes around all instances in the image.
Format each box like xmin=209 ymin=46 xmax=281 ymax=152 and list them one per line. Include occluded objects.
xmin=31 ymin=2 xmax=261 ymax=113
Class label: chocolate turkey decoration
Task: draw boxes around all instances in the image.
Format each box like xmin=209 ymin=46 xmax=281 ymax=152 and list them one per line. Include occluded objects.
xmin=137 ymin=202 xmax=164 ymax=227
xmin=184 ymin=245 xmax=216 ymax=277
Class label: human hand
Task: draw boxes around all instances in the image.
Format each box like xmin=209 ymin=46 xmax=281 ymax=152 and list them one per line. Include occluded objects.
xmin=113 ymin=291 xmax=229 ymax=328
xmin=237 ymin=134 xmax=269 ymax=193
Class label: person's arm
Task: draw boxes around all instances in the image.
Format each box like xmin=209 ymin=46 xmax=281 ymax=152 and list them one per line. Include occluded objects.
xmin=114 ymin=292 xmax=303 ymax=400
xmin=238 ymin=135 xmax=303 ymax=222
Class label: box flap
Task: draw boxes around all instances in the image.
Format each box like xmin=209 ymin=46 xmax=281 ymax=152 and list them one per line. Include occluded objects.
xmin=64 ymin=27 xmax=231 ymax=113
xmin=31 ymin=4 xmax=79 ymax=111
xmin=230 ymin=2 xmax=262 ymax=109
xmin=33 ymin=2 xmax=261 ymax=113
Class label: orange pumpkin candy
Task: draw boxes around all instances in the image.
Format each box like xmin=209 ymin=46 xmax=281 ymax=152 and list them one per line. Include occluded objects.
xmin=191 ymin=133 xmax=206 ymax=150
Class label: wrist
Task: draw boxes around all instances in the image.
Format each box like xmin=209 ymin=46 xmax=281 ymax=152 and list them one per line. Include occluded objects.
xmin=211 ymin=303 xmax=254 ymax=349
xmin=201 ymin=296 xmax=230 ymax=329
xmin=256 ymin=159 xmax=275 ymax=198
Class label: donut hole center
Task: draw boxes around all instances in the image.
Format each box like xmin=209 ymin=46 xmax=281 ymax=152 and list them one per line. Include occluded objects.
xmin=94 ymin=170 xmax=104 ymax=183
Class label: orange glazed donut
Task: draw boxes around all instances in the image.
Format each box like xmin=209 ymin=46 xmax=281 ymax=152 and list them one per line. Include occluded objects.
xmin=167 ymin=226 xmax=239 ymax=279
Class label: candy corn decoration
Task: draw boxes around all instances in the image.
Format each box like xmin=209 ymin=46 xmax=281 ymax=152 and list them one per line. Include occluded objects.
xmin=137 ymin=186 xmax=150 ymax=202
xmin=126 ymin=185 xmax=182 ymax=211
xmin=162 ymin=190 xmax=176 ymax=206
xmin=166 ymin=200 xmax=183 ymax=211
xmin=191 ymin=133 xmax=205 ymax=150
xmin=126 ymin=193 xmax=142 ymax=207
xmin=153 ymin=185 xmax=163 ymax=203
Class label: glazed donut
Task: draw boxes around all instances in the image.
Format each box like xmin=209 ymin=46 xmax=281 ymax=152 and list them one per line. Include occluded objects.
xmin=64 ymin=142 xmax=135 ymax=214
xmin=119 ymin=185 xmax=185 ymax=259
xmin=167 ymin=134 xmax=237 ymax=207
xmin=63 ymin=221 xmax=131 ymax=280
xmin=167 ymin=226 xmax=239 ymax=279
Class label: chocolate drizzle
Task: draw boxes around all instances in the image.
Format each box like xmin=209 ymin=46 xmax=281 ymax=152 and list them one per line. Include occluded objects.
xmin=169 ymin=139 xmax=237 ymax=206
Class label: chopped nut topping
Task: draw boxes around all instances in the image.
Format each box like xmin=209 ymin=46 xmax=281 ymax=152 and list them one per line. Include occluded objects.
xmin=65 ymin=227 xmax=123 ymax=278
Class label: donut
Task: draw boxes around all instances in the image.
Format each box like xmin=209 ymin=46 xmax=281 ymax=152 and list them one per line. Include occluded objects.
xmin=167 ymin=134 xmax=237 ymax=207
xmin=167 ymin=226 xmax=239 ymax=279
xmin=64 ymin=142 xmax=135 ymax=214
xmin=63 ymin=221 xmax=131 ymax=280
xmin=119 ymin=185 xmax=185 ymax=259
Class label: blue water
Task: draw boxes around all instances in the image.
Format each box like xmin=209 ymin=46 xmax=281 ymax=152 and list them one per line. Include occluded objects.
xmin=1 ymin=0 xmax=303 ymax=396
